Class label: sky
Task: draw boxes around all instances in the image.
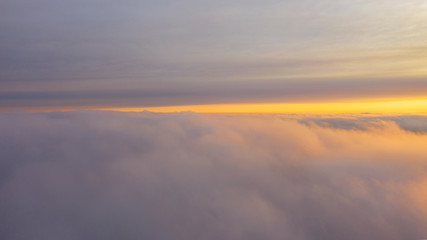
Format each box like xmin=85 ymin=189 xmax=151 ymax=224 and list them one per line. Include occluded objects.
xmin=2 ymin=2 xmax=427 ymax=237
xmin=1 ymin=0 xmax=427 ymax=112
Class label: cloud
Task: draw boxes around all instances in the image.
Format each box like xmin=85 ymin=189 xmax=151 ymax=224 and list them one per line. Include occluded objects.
xmin=2 ymin=78 xmax=427 ymax=110
xmin=1 ymin=0 xmax=427 ymax=109
xmin=298 ymin=114 xmax=427 ymax=132
xmin=1 ymin=111 xmax=427 ymax=239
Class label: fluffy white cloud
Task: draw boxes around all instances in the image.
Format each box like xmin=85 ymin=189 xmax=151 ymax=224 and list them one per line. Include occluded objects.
xmin=1 ymin=111 xmax=427 ymax=239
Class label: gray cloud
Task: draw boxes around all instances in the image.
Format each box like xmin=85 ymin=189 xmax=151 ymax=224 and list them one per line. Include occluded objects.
xmin=1 ymin=77 xmax=427 ymax=109
xmin=1 ymin=0 xmax=427 ymax=109
xmin=1 ymin=111 xmax=427 ymax=239
xmin=298 ymin=114 xmax=427 ymax=132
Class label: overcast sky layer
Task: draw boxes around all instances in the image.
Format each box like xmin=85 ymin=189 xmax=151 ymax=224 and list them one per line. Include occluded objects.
xmin=1 ymin=111 xmax=427 ymax=239
xmin=1 ymin=0 xmax=427 ymax=109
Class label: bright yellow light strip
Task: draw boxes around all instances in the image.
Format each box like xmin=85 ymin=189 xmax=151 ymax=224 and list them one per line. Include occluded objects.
xmin=101 ymin=98 xmax=427 ymax=114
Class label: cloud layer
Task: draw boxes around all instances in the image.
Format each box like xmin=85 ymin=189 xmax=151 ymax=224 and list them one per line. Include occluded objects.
xmin=1 ymin=0 xmax=427 ymax=109
xmin=1 ymin=111 xmax=427 ymax=239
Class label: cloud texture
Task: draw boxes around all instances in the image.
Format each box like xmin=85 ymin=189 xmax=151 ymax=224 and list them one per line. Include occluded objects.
xmin=1 ymin=0 xmax=427 ymax=109
xmin=1 ymin=111 xmax=427 ymax=239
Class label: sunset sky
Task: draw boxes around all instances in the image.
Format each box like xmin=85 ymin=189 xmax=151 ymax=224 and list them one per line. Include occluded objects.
xmin=1 ymin=0 xmax=427 ymax=112
xmin=2 ymin=1 xmax=427 ymax=239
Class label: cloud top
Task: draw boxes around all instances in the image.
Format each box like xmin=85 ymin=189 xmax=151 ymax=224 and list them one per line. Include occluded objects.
xmin=1 ymin=111 xmax=427 ymax=239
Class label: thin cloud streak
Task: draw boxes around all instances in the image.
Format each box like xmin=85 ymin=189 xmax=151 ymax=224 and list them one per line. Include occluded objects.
xmin=1 ymin=78 xmax=427 ymax=110
xmin=1 ymin=0 xmax=427 ymax=109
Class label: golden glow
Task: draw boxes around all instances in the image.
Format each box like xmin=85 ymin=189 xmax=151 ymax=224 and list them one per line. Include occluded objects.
xmin=5 ymin=97 xmax=426 ymax=114
xmin=100 ymin=97 xmax=427 ymax=114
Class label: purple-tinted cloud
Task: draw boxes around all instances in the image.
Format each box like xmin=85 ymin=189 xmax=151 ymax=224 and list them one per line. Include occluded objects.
xmin=1 ymin=111 xmax=427 ymax=239
xmin=1 ymin=0 xmax=427 ymax=109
